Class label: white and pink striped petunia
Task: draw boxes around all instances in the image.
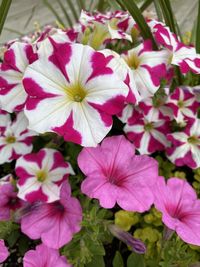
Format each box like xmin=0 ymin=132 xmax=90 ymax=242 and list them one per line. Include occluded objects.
xmin=0 ymin=112 xmax=36 ymax=164
xmin=16 ymin=148 xmax=74 ymax=203
xmin=122 ymin=41 xmax=169 ymax=99
xmin=23 ymin=43 xmax=128 ymax=147
xmin=0 ymin=109 xmax=10 ymax=130
xmin=167 ymin=118 xmax=200 ymax=169
xmin=166 ymin=86 xmax=199 ymax=123
xmin=0 ymin=42 xmax=37 ymax=112
xmin=149 ymin=20 xmax=200 ymax=74
xmin=124 ymin=113 xmax=170 ymax=154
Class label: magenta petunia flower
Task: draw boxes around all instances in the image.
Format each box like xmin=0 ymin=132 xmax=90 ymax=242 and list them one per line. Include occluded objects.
xmin=0 ymin=41 xmax=37 ymax=112
xmin=0 ymin=183 xmax=22 ymax=221
xmin=78 ymin=135 xmax=158 ymax=212
xmin=167 ymin=118 xmax=200 ymax=169
xmin=21 ymin=182 xmax=82 ymax=249
xmin=0 ymin=240 xmax=9 ymax=263
xmin=23 ymin=243 xmax=71 ymax=267
xmin=166 ymin=86 xmax=199 ymax=123
xmin=0 ymin=112 xmax=36 ymax=164
xmin=23 ymin=43 xmax=128 ymax=147
xmin=124 ymin=113 xmax=170 ymax=155
xmin=154 ymin=176 xmax=200 ymax=246
xmin=16 ymin=148 xmax=74 ymax=203
xmin=149 ymin=20 xmax=200 ymax=74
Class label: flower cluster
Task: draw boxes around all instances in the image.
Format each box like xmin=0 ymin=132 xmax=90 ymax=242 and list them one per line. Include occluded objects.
xmin=0 ymin=7 xmax=200 ymax=266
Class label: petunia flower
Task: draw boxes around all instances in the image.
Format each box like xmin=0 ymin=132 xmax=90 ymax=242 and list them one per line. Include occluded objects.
xmin=0 ymin=109 xmax=10 ymax=130
xmin=0 ymin=240 xmax=9 ymax=263
xmin=21 ymin=181 xmax=82 ymax=249
xmin=0 ymin=183 xmax=22 ymax=221
xmin=124 ymin=113 xmax=170 ymax=154
xmin=167 ymin=118 xmax=200 ymax=169
xmin=149 ymin=20 xmax=200 ymax=74
xmin=23 ymin=43 xmax=128 ymax=147
xmin=154 ymin=176 xmax=200 ymax=246
xmin=16 ymin=148 xmax=74 ymax=203
xmin=0 ymin=41 xmax=37 ymax=112
xmin=23 ymin=243 xmax=71 ymax=267
xmin=166 ymin=86 xmax=199 ymax=123
xmin=0 ymin=112 xmax=36 ymax=164
xmin=78 ymin=135 xmax=158 ymax=212
xmin=121 ymin=40 xmax=168 ymax=99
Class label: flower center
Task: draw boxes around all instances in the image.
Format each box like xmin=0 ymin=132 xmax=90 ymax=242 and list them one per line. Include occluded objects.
xmin=177 ymin=100 xmax=185 ymax=108
xmin=66 ymin=83 xmax=87 ymax=102
xmin=125 ymin=53 xmax=140 ymax=69
xmin=36 ymin=170 xmax=47 ymax=182
xmin=5 ymin=135 xmax=16 ymax=144
xmin=187 ymin=135 xmax=200 ymax=145
xmin=144 ymin=122 xmax=153 ymax=131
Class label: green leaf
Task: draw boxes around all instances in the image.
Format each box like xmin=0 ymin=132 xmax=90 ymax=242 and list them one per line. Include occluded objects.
xmin=6 ymin=230 xmax=20 ymax=248
xmin=87 ymin=256 xmax=105 ymax=267
xmin=196 ymin=0 xmax=200 ymax=53
xmin=57 ymin=0 xmax=73 ymax=27
xmin=116 ymin=0 xmax=157 ymax=49
xmin=127 ymin=253 xmax=145 ymax=267
xmin=65 ymin=0 xmax=79 ymax=22
xmin=140 ymin=0 xmax=153 ymax=12
xmin=43 ymin=0 xmax=65 ymax=27
xmin=113 ymin=251 xmax=124 ymax=267
xmin=0 ymin=0 xmax=12 ymax=35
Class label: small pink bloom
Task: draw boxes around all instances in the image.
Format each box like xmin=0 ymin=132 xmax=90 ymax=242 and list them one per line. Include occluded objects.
xmin=16 ymin=148 xmax=74 ymax=203
xmin=167 ymin=118 xmax=200 ymax=169
xmin=23 ymin=243 xmax=71 ymax=267
xmin=0 ymin=112 xmax=36 ymax=164
xmin=21 ymin=182 xmax=82 ymax=249
xmin=78 ymin=135 xmax=158 ymax=212
xmin=166 ymin=86 xmax=199 ymax=123
xmin=0 ymin=240 xmax=9 ymax=263
xmin=0 ymin=42 xmax=37 ymax=112
xmin=154 ymin=176 xmax=200 ymax=246
xmin=124 ymin=113 xmax=170 ymax=154
xmin=0 ymin=183 xmax=22 ymax=221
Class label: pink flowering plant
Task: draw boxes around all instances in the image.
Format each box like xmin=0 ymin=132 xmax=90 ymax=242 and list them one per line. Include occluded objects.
xmin=1 ymin=0 xmax=200 ymax=266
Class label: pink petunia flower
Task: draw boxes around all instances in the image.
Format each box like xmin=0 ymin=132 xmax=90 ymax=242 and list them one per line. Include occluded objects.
xmin=23 ymin=43 xmax=128 ymax=147
xmin=149 ymin=20 xmax=200 ymax=74
xmin=0 ymin=240 xmax=9 ymax=263
xmin=154 ymin=176 xmax=200 ymax=246
xmin=78 ymin=135 xmax=158 ymax=212
xmin=121 ymin=40 xmax=168 ymax=99
xmin=21 ymin=182 xmax=82 ymax=249
xmin=23 ymin=243 xmax=71 ymax=267
xmin=0 ymin=41 xmax=37 ymax=112
xmin=0 ymin=112 xmax=36 ymax=164
xmin=0 ymin=183 xmax=22 ymax=221
xmin=166 ymin=86 xmax=199 ymax=123
xmin=124 ymin=113 xmax=170 ymax=154
xmin=16 ymin=148 xmax=74 ymax=203
xmin=167 ymin=118 xmax=200 ymax=169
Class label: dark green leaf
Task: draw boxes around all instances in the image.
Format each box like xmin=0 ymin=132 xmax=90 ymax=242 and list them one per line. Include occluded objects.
xmin=127 ymin=253 xmax=145 ymax=267
xmin=113 ymin=251 xmax=124 ymax=267
xmin=87 ymin=256 xmax=105 ymax=267
xmin=0 ymin=0 xmax=12 ymax=35
xmin=140 ymin=0 xmax=154 ymax=12
xmin=6 ymin=230 xmax=20 ymax=247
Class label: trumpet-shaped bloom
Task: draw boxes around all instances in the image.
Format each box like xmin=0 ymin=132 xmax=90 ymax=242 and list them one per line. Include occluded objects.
xmin=167 ymin=118 xmax=200 ymax=169
xmin=124 ymin=114 xmax=170 ymax=154
xmin=0 ymin=112 xmax=36 ymax=164
xmin=121 ymin=41 xmax=168 ymax=99
xmin=78 ymin=135 xmax=158 ymax=212
xmin=23 ymin=243 xmax=71 ymax=267
xmin=21 ymin=182 xmax=82 ymax=249
xmin=154 ymin=176 xmax=200 ymax=246
xmin=0 ymin=240 xmax=9 ymax=263
xmin=0 ymin=183 xmax=22 ymax=221
xmin=150 ymin=21 xmax=200 ymax=74
xmin=16 ymin=148 xmax=74 ymax=203
xmin=0 ymin=42 xmax=37 ymax=112
xmin=0 ymin=109 xmax=10 ymax=130
xmin=166 ymin=86 xmax=199 ymax=123
xmin=23 ymin=43 xmax=128 ymax=147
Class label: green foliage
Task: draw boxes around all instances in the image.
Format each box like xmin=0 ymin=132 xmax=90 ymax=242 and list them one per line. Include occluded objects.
xmin=113 ymin=251 xmax=124 ymax=267
xmin=127 ymin=253 xmax=145 ymax=267
xmin=0 ymin=221 xmax=19 ymax=240
xmin=0 ymin=0 xmax=12 ymax=35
